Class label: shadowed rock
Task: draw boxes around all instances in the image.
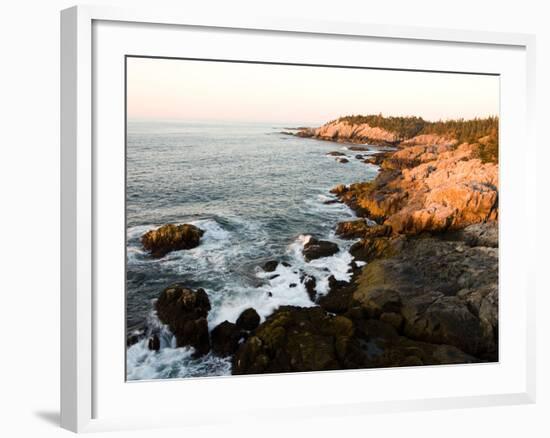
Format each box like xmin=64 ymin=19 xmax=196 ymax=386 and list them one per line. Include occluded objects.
xmin=236 ymin=308 xmax=261 ymax=331
xmin=232 ymin=306 xmax=361 ymax=374
xmin=155 ymin=285 xmax=211 ymax=356
xmin=352 ymin=236 xmax=498 ymax=359
xmin=302 ymin=237 xmax=339 ymax=261
xmin=211 ymin=321 xmax=243 ymax=357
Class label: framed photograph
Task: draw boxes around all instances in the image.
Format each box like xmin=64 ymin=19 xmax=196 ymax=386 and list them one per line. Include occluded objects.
xmin=61 ymin=5 xmax=536 ymax=433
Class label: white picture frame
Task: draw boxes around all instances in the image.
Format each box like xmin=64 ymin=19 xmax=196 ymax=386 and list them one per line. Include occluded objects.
xmin=61 ymin=4 xmax=537 ymax=433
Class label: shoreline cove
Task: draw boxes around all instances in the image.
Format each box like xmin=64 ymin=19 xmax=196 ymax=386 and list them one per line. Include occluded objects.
xmin=126 ymin=117 xmax=498 ymax=379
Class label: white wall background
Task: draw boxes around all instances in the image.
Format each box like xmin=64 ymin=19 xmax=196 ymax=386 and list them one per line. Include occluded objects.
xmin=0 ymin=0 xmax=546 ymax=436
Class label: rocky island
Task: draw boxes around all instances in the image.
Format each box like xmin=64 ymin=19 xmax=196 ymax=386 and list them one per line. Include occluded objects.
xmin=133 ymin=114 xmax=499 ymax=375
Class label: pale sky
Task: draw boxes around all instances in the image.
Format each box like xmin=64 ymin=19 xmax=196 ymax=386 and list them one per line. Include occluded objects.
xmin=127 ymin=57 xmax=499 ymax=125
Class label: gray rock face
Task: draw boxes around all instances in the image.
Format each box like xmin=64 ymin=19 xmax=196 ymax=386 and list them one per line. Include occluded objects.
xmin=447 ymin=222 xmax=498 ymax=248
xmin=352 ymin=236 xmax=498 ymax=359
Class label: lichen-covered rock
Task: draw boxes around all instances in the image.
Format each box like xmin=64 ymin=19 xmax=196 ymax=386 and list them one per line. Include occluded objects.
xmin=141 ymin=223 xmax=204 ymax=258
xmin=232 ymin=307 xmax=362 ymax=374
xmin=302 ymin=237 xmax=339 ymax=261
xmin=155 ymin=285 xmax=211 ymax=356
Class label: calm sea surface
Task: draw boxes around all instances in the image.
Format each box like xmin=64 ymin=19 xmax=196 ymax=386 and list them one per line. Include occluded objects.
xmin=126 ymin=120 xmax=379 ymax=380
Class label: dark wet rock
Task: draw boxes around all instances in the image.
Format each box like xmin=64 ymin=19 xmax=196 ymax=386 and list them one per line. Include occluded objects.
xmin=355 ymin=154 xmax=364 ymax=159
xmin=326 ymin=151 xmax=347 ymax=157
xmin=289 ymin=283 xmax=297 ymax=288
xmin=236 ymin=308 xmax=261 ymax=331
xmin=354 ymin=319 xmax=477 ymax=368
xmin=211 ymin=321 xmax=243 ymax=357
xmin=336 ymin=157 xmax=349 ymax=164
xmin=126 ymin=328 xmax=145 ymax=347
xmin=379 ymin=312 xmax=404 ymax=332
xmin=352 ymin=236 xmax=498 ymax=359
xmin=348 ymin=145 xmax=370 ymax=151
xmin=300 ymin=273 xmax=317 ymax=301
xmin=323 ymin=198 xmax=340 ymax=205
xmin=268 ymin=274 xmax=280 ymax=280
xmin=232 ymin=306 xmax=363 ymax=374
xmin=147 ymin=334 xmax=160 ymax=351
xmin=263 ymin=260 xmax=279 ymax=272
xmin=155 ymin=285 xmax=211 ymax=356
xmin=141 ymin=223 xmax=204 ymax=258
xmin=302 ymin=237 xmax=339 ymax=261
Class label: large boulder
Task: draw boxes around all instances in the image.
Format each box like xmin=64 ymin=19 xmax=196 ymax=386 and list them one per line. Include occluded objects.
xmin=302 ymin=237 xmax=339 ymax=261
xmin=141 ymin=223 xmax=204 ymax=258
xmin=155 ymin=285 xmax=211 ymax=356
xmin=236 ymin=308 xmax=261 ymax=331
xmin=232 ymin=306 xmax=362 ymax=374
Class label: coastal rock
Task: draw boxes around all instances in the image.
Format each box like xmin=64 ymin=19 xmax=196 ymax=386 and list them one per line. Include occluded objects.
xmin=336 ymin=220 xmax=391 ymax=239
xmin=302 ymin=237 xmax=339 ymax=261
xmin=300 ymin=273 xmax=317 ymax=301
xmin=211 ymin=321 xmax=243 ymax=357
xmin=326 ymin=151 xmax=347 ymax=157
xmin=352 ymin=236 xmax=498 ymax=359
xmin=354 ymin=319 xmax=476 ymax=368
xmin=141 ymin=223 xmax=204 ymax=258
xmin=334 ymin=142 xmax=498 ymax=235
xmin=303 ymin=120 xmax=399 ymax=145
xmin=232 ymin=306 xmax=362 ymax=374
xmin=335 ymin=157 xmax=349 ymax=164
xmin=446 ymin=222 xmax=498 ymax=248
xmin=263 ymin=260 xmax=279 ymax=272
xmin=155 ymin=285 xmax=211 ymax=356
xmin=236 ymin=308 xmax=261 ymax=331
xmin=330 ymin=184 xmax=347 ymax=196
xmin=147 ymin=334 xmax=160 ymax=352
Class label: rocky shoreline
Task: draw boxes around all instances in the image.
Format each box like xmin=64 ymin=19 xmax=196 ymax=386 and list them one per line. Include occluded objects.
xmin=131 ymin=115 xmax=499 ymax=375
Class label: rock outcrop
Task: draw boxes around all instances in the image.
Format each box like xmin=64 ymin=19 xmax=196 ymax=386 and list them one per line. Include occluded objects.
xmin=232 ymin=306 xmax=362 ymax=374
xmin=302 ymin=237 xmax=339 ymax=261
xmin=351 ymin=231 xmax=498 ymax=359
xmin=141 ymin=223 xmax=204 ymax=258
xmin=155 ymin=285 xmax=211 ymax=356
xmin=297 ymin=120 xmax=399 ymax=146
xmin=335 ymin=142 xmax=498 ymax=235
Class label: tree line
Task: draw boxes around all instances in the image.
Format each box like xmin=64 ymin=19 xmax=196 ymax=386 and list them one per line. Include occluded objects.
xmin=336 ymin=114 xmax=499 ymax=163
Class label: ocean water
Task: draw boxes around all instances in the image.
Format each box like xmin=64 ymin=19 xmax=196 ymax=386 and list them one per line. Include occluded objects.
xmin=126 ymin=120 xmax=379 ymax=380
